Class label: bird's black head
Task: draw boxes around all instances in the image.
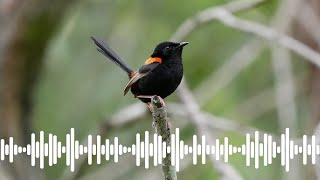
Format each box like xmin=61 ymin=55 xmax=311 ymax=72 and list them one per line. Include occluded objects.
xmin=151 ymin=41 xmax=189 ymax=60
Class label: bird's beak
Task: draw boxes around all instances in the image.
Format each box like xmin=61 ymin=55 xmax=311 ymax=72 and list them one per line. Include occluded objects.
xmin=176 ymin=42 xmax=189 ymax=48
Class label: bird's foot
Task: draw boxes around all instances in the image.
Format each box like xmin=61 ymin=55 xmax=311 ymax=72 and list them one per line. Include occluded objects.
xmin=137 ymin=95 xmax=166 ymax=108
xmin=166 ymin=121 xmax=171 ymax=130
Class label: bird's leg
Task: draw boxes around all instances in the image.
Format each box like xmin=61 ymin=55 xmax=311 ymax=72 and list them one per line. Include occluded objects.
xmin=146 ymin=102 xmax=153 ymax=112
xmin=136 ymin=95 xmax=155 ymax=99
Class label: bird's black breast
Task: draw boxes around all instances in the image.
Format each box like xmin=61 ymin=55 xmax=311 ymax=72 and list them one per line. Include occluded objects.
xmin=131 ymin=59 xmax=183 ymax=103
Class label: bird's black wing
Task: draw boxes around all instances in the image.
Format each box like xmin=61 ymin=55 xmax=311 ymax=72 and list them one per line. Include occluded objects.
xmin=123 ymin=62 xmax=160 ymax=95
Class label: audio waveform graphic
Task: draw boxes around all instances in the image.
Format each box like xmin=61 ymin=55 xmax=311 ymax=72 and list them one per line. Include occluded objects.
xmin=0 ymin=128 xmax=318 ymax=172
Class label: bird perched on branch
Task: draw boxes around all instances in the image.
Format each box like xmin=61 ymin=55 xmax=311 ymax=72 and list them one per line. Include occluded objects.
xmin=91 ymin=37 xmax=188 ymax=109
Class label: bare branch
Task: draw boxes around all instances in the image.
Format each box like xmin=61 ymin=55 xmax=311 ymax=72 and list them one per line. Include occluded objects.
xmin=137 ymin=142 xmax=193 ymax=180
xmin=210 ymin=8 xmax=320 ymax=68
xmin=151 ymin=96 xmax=177 ymax=180
xmin=172 ymin=1 xmax=320 ymax=68
xmin=271 ymin=0 xmax=302 ymax=147
xmin=271 ymin=0 xmax=302 ymax=178
xmin=170 ymin=0 xmax=267 ymax=41
xmin=176 ymin=80 xmax=243 ymax=180
xmin=271 ymin=45 xmax=300 ymax=180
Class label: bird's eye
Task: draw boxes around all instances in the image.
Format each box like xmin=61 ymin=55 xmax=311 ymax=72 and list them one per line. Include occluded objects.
xmin=165 ymin=46 xmax=170 ymax=50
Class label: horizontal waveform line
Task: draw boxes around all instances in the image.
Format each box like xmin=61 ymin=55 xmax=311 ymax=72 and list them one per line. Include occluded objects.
xmin=0 ymin=128 xmax=318 ymax=172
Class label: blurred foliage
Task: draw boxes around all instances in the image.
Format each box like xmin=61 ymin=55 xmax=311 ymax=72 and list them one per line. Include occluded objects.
xmin=27 ymin=0 xmax=311 ymax=179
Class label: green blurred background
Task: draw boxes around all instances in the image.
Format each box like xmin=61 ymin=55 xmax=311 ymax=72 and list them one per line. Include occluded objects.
xmin=1 ymin=0 xmax=320 ymax=179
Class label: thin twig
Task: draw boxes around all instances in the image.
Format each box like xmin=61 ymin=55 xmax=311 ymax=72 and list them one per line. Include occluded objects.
xmin=173 ymin=2 xmax=320 ymax=68
xmin=170 ymin=0 xmax=267 ymax=41
xmin=210 ymin=8 xmax=320 ymax=68
xmin=271 ymin=0 xmax=302 ymax=178
xmin=270 ymin=0 xmax=300 ymax=128
xmin=151 ymin=96 xmax=177 ymax=180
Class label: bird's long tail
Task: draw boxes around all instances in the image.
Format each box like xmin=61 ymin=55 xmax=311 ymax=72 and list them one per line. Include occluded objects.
xmin=91 ymin=37 xmax=133 ymax=75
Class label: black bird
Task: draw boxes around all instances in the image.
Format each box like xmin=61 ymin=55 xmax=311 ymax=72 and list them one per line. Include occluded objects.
xmin=91 ymin=37 xmax=188 ymax=108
